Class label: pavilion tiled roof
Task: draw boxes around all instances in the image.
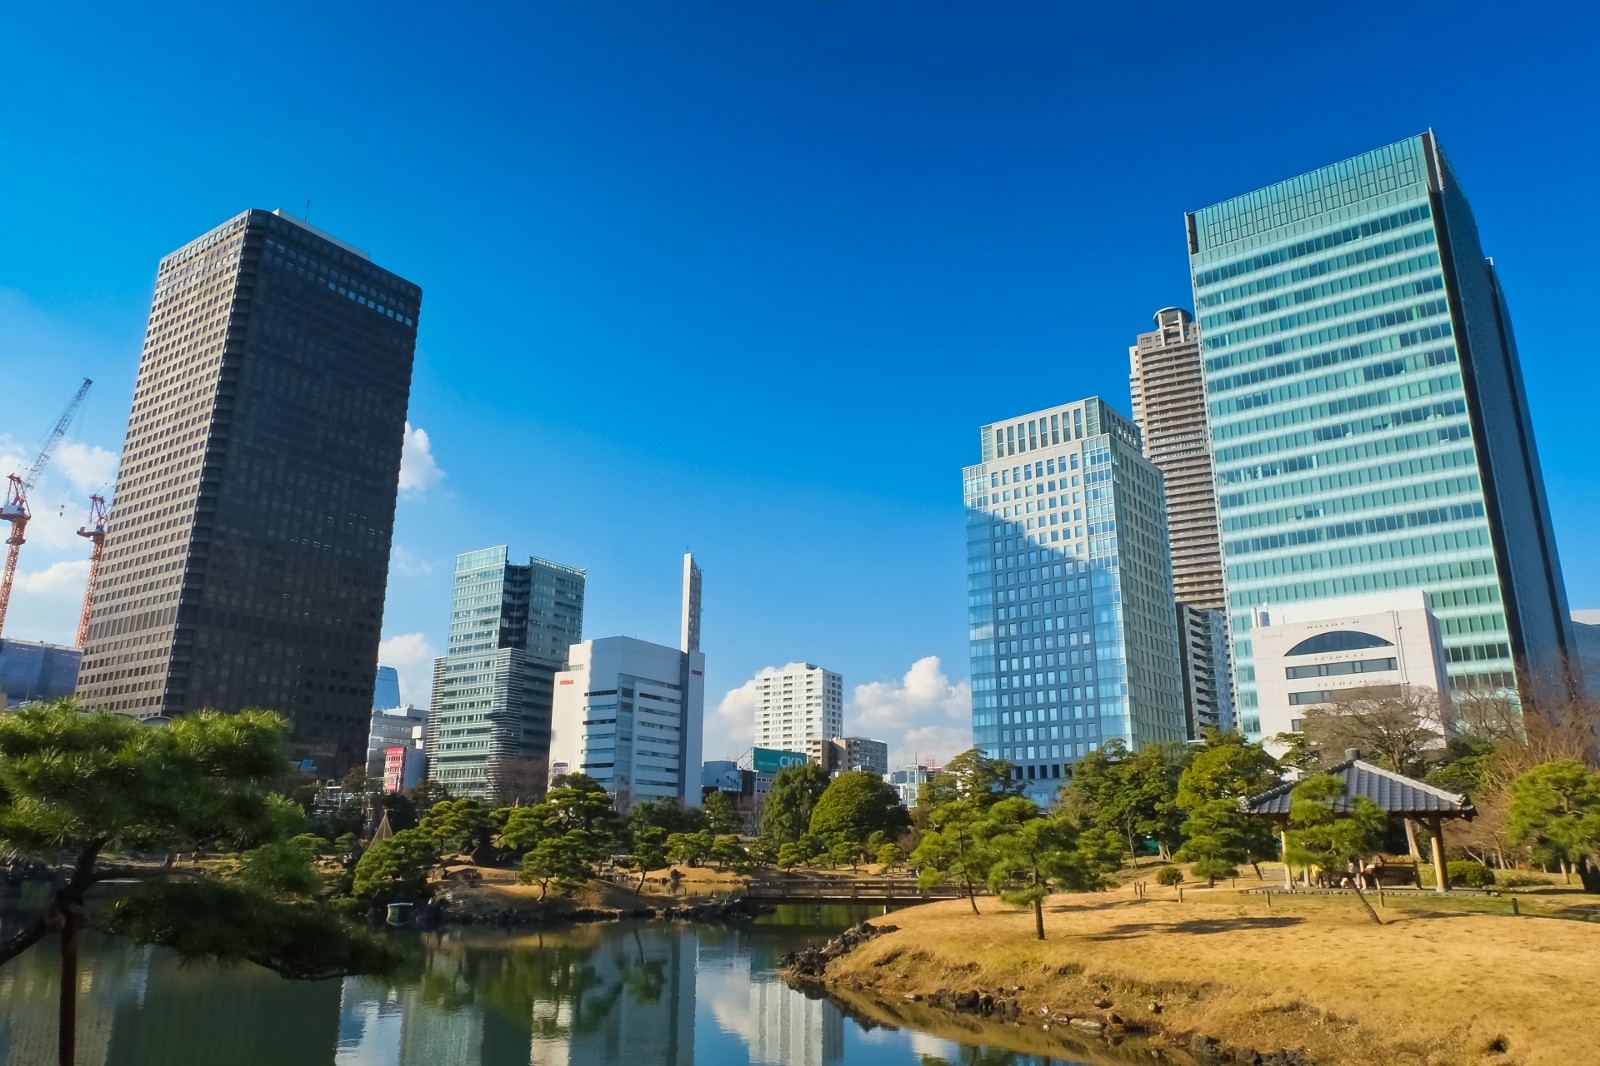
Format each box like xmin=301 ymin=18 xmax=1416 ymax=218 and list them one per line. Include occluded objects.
xmin=1242 ymin=758 xmax=1475 ymax=820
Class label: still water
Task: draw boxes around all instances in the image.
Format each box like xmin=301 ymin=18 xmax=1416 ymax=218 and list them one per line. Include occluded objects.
xmin=0 ymin=899 xmax=1094 ymax=1065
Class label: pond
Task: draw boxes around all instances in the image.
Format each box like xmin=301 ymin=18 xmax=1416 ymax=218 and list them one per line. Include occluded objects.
xmin=0 ymin=896 xmax=1103 ymax=1065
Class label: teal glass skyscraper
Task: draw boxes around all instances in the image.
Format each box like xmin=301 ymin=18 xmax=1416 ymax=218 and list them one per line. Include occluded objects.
xmin=965 ymin=397 xmax=1186 ymax=804
xmin=426 ymin=546 xmax=585 ymax=801
xmin=1187 ymin=133 xmax=1576 ymax=737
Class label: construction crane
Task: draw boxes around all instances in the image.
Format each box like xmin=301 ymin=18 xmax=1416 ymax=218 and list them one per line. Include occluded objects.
xmin=0 ymin=377 xmax=93 ymax=639
xmin=75 ymin=494 xmax=110 ymax=649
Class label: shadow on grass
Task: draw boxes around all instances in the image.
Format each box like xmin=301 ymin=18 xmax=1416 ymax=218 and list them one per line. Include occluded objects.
xmin=1081 ymin=916 xmax=1306 ymax=940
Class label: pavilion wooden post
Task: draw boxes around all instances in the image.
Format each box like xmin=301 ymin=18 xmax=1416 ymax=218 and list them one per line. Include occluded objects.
xmin=1280 ymin=826 xmax=1293 ymax=889
xmin=1428 ymin=816 xmax=1449 ymax=893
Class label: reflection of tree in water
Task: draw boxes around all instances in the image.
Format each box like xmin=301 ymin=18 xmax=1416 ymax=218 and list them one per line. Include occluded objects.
xmin=410 ymin=927 xmax=678 ymax=1043
xmin=919 ymin=1049 xmax=1068 ymax=1066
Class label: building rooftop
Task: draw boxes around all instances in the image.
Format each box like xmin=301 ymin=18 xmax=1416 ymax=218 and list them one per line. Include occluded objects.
xmin=1243 ymin=757 xmax=1475 ymax=820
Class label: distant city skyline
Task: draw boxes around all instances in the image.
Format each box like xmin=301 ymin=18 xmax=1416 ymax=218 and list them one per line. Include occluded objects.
xmin=4 ymin=5 xmax=1598 ymax=772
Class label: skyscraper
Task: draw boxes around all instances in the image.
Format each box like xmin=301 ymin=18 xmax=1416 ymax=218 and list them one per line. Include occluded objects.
xmin=1129 ymin=307 xmax=1226 ymax=614
xmin=751 ymin=663 xmax=843 ymax=754
xmin=1187 ymin=132 xmax=1577 ymax=737
xmin=76 ymin=210 xmax=420 ymax=772
xmin=964 ymin=397 xmax=1186 ymax=804
xmin=426 ymin=546 xmax=585 ymax=801
xmin=1129 ymin=307 xmax=1234 ymax=738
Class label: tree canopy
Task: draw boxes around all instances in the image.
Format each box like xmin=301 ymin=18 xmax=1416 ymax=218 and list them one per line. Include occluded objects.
xmin=0 ymin=702 xmax=394 ymax=1064
xmin=760 ymin=762 xmax=831 ymax=845
xmin=1060 ymin=739 xmax=1189 ymax=860
xmin=808 ymin=770 xmax=908 ymax=851
xmin=1284 ymin=773 xmax=1387 ymax=924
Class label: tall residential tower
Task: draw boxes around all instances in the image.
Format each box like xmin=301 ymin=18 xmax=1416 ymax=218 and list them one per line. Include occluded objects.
xmin=1128 ymin=307 xmax=1235 ymax=737
xmin=964 ymin=397 xmax=1186 ymax=804
xmin=426 ymin=547 xmax=586 ymax=801
xmin=76 ymin=210 xmax=420 ymax=772
xmin=1187 ymin=133 xmax=1576 ymax=737
xmin=751 ymin=663 xmax=843 ymax=754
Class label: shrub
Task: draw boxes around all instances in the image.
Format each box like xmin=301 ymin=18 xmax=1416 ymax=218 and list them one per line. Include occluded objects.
xmin=1496 ymin=873 xmax=1549 ymax=889
xmin=1448 ymin=860 xmax=1495 ymax=888
xmin=1154 ymin=865 xmax=1184 ymax=886
xmin=1418 ymin=861 xmax=1496 ymax=888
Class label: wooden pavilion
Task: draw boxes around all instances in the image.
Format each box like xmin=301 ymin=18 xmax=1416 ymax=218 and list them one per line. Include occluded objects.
xmin=1242 ymin=752 xmax=1476 ymax=893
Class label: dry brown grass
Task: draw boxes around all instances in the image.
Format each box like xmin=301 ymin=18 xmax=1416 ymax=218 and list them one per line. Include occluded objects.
xmin=826 ymin=880 xmax=1600 ymax=1066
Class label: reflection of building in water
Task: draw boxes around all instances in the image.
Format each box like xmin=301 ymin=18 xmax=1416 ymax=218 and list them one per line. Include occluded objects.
xmin=0 ymin=934 xmax=149 ymax=1066
xmin=105 ymin=948 xmax=340 ymax=1064
xmin=749 ymin=977 xmax=844 ymax=1066
xmin=532 ymin=927 xmax=696 ymax=1066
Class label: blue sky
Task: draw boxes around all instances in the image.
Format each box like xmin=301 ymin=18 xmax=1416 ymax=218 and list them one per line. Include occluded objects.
xmin=3 ymin=2 xmax=1597 ymax=767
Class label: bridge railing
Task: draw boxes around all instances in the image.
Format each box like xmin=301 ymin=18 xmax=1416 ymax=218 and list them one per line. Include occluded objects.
xmin=743 ymin=880 xmax=975 ymax=900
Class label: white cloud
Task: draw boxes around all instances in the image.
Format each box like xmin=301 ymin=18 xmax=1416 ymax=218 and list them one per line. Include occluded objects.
xmin=390 ymin=545 xmax=434 ymax=578
xmin=51 ymin=440 xmax=118 ymax=494
xmin=377 ymin=632 xmax=439 ymax=709
xmin=709 ymin=677 xmax=762 ymax=761
xmin=8 ymin=559 xmax=91 ymax=646
xmin=850 ymin=656 xmax=972 ymax=770
xmin=397 ymin=422 xmax=443 ymax=494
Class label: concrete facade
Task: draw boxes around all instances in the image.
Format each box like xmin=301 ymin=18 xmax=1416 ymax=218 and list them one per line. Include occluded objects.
xmin=365 ymin=704 xmax=427 ymax=777
xmin=752 ymin=663 xmax=843 ymax=754
xmin=1129 ymin=308 xmax=1227 ymax=614
xmin=549 ymin=636 xmax=706 ymax=811
xmin=810 ymin=735 xmax=889 ymax=776
xmin=1176 ymin=603 xmax=1235 ymax=738
xmin=1251 ymin=589 xmax=1451 ymax=746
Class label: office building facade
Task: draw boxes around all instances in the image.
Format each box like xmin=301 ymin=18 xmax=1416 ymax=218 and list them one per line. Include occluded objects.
xmin=752 ymin=663 xmax=843 ymax=754
xmin=76 ymin=210 xmax=420 ymax=772
xmin=372 ymin=666 xmax=402 ymax=711
xmin=1188 ymin=133 xmax=1577 ymax=737
xmin=809 ymin=735 xmax=889 ymax=777
xmin=1251 ymin=590 xmax=1451 ymax=745
xmin=964 ymin=397 xmax=1187 ymax=804
xmin=548 ymin=554 xmax=705 ymax=811
xmin=549 ymin=636 xmax=706 ymax=811
xmin=1176 ymin=603 xmax=1234 ymax=737
xmin=426 ymin=546 xmax=585 ymax=801
xmin=0 ymin=638 xmax=82 ymax=708
xmin=365 ymin=703 xmax=428 ymax=777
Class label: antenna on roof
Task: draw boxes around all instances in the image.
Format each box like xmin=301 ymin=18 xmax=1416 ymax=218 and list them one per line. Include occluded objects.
xmin=305 ymin=198 xmax=311 ymax=222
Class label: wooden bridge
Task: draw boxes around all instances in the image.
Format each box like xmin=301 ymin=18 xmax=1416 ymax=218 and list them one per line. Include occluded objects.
xmin=741 ymin=879 xmax=977 ymax=903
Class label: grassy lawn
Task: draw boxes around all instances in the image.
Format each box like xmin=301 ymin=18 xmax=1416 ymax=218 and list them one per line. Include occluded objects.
xmin=823 ymin=873 xmax=1600 ymax=1066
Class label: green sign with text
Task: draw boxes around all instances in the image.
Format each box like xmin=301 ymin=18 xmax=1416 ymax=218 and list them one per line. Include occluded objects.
xmin=752 ymin=748 xmax=809 ymax=774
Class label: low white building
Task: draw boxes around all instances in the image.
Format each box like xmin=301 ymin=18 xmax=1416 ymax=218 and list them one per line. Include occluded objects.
xmin=1252 ymin=589 xmax=1450 ymax=750
xmin=550 ymin=636 xmax=705 ymax=811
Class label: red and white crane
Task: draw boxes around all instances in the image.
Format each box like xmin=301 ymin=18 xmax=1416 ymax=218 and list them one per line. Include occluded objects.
xmin=0 ymin=378 xmax=93 ymax=639
xmin=75 ymin=494 xmax=110 ymax=649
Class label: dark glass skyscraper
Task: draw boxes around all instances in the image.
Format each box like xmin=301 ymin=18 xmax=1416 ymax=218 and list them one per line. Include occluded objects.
xmin=1187 ymin=133 xmax=1576 ymax=735
xmin=77 ymin=210 xmax=421 ymax=772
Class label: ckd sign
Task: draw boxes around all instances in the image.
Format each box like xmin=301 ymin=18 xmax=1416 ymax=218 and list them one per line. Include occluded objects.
xmin=753 ymin=748 xmax=808 ymax=775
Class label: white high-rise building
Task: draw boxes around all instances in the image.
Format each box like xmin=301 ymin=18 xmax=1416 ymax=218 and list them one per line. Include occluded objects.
xmin=752 ymin=663 xmax=843 ymax=754
xmin=549 ymin=554 xmax=705 ymax=811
